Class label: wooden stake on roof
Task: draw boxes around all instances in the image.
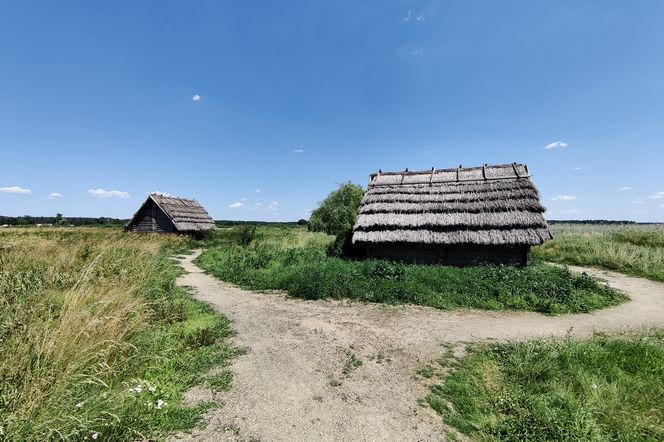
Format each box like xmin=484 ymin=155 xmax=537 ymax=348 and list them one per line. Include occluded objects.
xmin=429 ymin=167 xmax=436 ymax=186
xmin=512 ymin=162 xmax=520 ymax=178
xmin=456 ymin=165 xmax=461 ymax=182
xmin=482 ymin=164 xmax=487 ymax=180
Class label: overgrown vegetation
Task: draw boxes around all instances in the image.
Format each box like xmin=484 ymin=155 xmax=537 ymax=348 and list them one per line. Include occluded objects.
xmin=0 ymin=228 xmax=236 ymax=441
xmin=535 ymin=223 xmax=664 ymax=282
xmin=308 ymin=182 xmax=364 ymax=236
xmin=427 ymin=330 xmax=664 ymax=441
xmin=196 ymin=226 xmax=626 ymax=314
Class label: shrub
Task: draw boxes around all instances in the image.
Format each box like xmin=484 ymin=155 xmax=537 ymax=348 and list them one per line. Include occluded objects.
xmin=309 ymin=182 xmax=364 ymax=236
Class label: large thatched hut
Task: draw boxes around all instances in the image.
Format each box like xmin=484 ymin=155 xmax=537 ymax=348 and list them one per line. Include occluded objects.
xmin=351 ymin=163 xmax=552 ymax=265
xmin=125 ymin=193 xmax=216 ymax=235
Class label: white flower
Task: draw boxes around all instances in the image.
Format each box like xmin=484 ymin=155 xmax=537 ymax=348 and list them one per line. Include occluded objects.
xmin=76 ymin=401 xmax=84 ymax=409
xmin=128 ymin=384 xmax=143 ymax=394
xmin=146 ymin=401 xmax=153 ymax=408
xmin=148 ymin=386 xmax=156 ymax=393
xmin=156 ymin=399 xmax=167 ymax=410
xmin=592 ymin=383 xmax=598 ymax=389
xmin=91 ymin=432 xmax=99 ymax=440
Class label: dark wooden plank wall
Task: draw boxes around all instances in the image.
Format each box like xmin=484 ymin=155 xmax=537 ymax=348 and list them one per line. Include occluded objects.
xmin=129 ymin=202 xmax=176 ymax=233
xmin=363 ymin=243 xmax=531 ymax=266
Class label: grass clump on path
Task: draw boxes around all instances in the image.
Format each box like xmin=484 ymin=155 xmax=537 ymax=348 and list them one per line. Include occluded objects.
xmin=535 ymin=223 xmax=664 ymax=282
xmin=426 ymin=330 xmax=664 ymax=441
xmin=197 ymin=226 xmax=626 ymax=315
xmin=0 ymin=228 xmax=237 ymax=441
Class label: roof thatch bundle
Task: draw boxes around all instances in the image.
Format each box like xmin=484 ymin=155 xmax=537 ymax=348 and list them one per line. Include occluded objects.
xmin=125 ymin=193 xmax=216 ymax=233
xmin=352 ymin=163 xmax=552 ymax=246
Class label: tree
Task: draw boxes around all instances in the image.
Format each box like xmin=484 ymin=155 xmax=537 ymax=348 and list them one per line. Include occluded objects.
xmin=309 ymin=182 xmax=364 ymax=236
xmin=55 ymin=213 xmax=68 ymax=226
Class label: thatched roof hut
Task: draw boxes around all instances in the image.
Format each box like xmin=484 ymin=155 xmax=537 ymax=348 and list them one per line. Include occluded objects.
xmin=125 ymin=193 xmax=216 ymax=234
xmin=352 ymin=163 xmax=552 ymax=265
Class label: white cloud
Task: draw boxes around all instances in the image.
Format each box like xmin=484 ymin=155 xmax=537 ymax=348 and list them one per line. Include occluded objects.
xmin=416 ymin=14 xmax=426 ymax=21
xmin=403 ymin=10 xmax=411 ymax=22
xmin=88 ymin=189 xmax=130 ymax=199
xmin=151 ymin=191 xmax=174 ymax=197
xmin=254 ymin=202 xmax=262 ymax=207
xmin=254 ymin=189 xmax=261 ymax=193
xmin=545 ymin=141 xmax=568 ymax=150
xmin=192 ymin=94 xmax=201 ymax=102
xmin=570 ymin=166 xmax=587 ymax=170
xmin=268 ymin=201 xmax=279 ymax=211
xmin=410 ymin=49 xmax=423 ymax=56
xmin=617 ymin=187 xmax=632 ymax=191
xmin=293 ymin=148 xmax=304 ymax=153
xmin=648 ymin=191 xmax=664 ymax=199
xmin=0 ymin=186 xmax=31 ymax=194
xmin=551 ymin=195 xmax=576 ymax=201
xmin=633 ymin=199 xmax=645 ymax=205
xmin=229 ymin=202 xmax=245 ymax=209
xmin=47 ymin=192 xmax=62 ymax=200
xmin=564 ymin=209 xmax=584 ymax=215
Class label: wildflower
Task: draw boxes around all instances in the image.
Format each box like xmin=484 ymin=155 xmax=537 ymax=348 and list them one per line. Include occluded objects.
xmin=592 ymin=383 xmax=598 ymax=390
xmin=146 ymin=401 xmax=153 ymax=408
xmin=128 ymin=384 xmax=143 ymax=394
xmin=76 ymin=401 xmax=84 ymax=409
xmin=156 ymin=399 xmax=167 ymax=410
xmin=91 ymin=432 xmax=99 ymax=440
xmin=148 ymin=386 xmax=156 ymax=393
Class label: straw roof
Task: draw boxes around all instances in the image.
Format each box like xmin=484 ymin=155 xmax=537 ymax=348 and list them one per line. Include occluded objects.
xmin=352 ymin=163 xmax=552 ymax=246
xmin=126 ymin=193 xmax=216 ymax=232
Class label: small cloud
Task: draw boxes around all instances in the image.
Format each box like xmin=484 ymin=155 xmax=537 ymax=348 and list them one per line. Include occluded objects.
xmin=564 ymin=209 xmax=584 ymax=215
xmin=551 ymin=195 xmax=576 ymax=201
xmin=229 ymin=202 xmax=245 ymax=209
xmin=151 ymin=191 xmax=174 ymax=197
xmin=648 ymin=191 xmax=664 ymax=199
xmin=633 ymin=199 xmax=645 ymax=205
xmin=617 ymin=187 xmax=632 ymax=191
xmin=423 ymin=150 xmax=430 ymax=154
xmin=88 ymin=189 xmax=130 ymax=199
xmin=0 ymin=186 xmax=31 ymax=195
xmin=254 ymin=202 xmax=262 ymax=207
xmin=570 ymin=166 xmax=587 ymax=171
xmin=268 ymin=201 xmax=279 ymax=211
xmin=545 ymin=141 xmax=568 ymax=150
xmin=293 ymin=148 xmax=304 ymax=153
xmin=416 ymin=14 xmax=426 ymax=22
xmin=192 ymin=94 xmax=201 ymax=102
xmin=255 ymin=189 xmax=261 ymax=193
xmin=47 ymin=192 xmax=62 ymax=200
xmin=410 ymin=49 xmax=423 ymax=56
xmin=403 ymin=10 xmax=411 ymax=22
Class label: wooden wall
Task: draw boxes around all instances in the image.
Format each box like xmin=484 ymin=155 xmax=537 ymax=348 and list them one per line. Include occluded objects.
xmin=362 ymin=243 xmax=532 ymax=266
xmin=128 ymin=201 xmax=176 ymax=233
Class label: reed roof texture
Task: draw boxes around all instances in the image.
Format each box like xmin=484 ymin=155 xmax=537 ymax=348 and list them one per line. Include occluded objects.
xmin=352 ymin=163 xmax=552 ymax=246
xmin=127 ymin=193 xmax=216 ymax=232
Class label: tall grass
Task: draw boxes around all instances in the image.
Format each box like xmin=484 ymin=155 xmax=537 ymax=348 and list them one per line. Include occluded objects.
xmin=196 ymin=226 xmax=626 ymax=315
xmin=535 ymin=224 xmax=664 ymax=282
xmin=0 ymin=228 xmax=236 ymax=441
xmin=427 ymin=330 xmax=664 ymax=441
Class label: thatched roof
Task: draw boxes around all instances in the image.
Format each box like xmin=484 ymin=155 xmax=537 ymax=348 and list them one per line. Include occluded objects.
xmin=126 ymin=193 xmax=216 ymax=232
xmin=352 ymin=163 xmax=552 ymax=246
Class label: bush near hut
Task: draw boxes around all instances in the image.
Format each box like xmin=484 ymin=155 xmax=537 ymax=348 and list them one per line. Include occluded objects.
xmin=308 ymin=182 xmax=364 ymax=236
xmin=196 ymin=225 xmax=626 ymax=315
xmin=0 ymin=228 xmax=237 ymax=440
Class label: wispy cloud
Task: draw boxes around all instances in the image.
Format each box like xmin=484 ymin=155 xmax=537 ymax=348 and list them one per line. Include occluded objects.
xmin=564 ymin=209 xmax=584 ymax=215
xmin=151 ymin=191 xmax=174 ymax=197
xmin=0 ymin=186 xmax=31 ymax=195
xmin=47 ymin=192 xmax=62 ymax=200
xmin=570 ymin=166 xmax=587 ymax=171
xmin=88 ymin=189 xmax=130 ymax=199
xmin=416 ymin=14 xmax=426 ymax=22
xmin=268 ymin=201 xmax=279 ymax=211
xmin=633 ymin=199 xmax=645 ymax=205
xmin=551 ymin=195 xmax=576 ymax=201
xmin=617 ymin=187 xmax=632 ymax=191
xmin=192 ymin=94 xmax=201 ymax=102
xmin=545 ymin=141 xmax=568 ymax=150
xmin=410 ymin=49 xmax=423 ymax=56
xmin=254 ymin=189 xmax=261 ymax=193
xmin=402 ymin=10 xmax=411 ymax=22
xmin=649 ymin=191 xmax=664 ymax=199
xmin=229 ymin=202 xmax=245 ymax=209
xmin=293 ymin=148 xmax=304 ymax=153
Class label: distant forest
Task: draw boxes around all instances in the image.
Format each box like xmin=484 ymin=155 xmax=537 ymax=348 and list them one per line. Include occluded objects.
xmin=0 ymin=216 xmax=307 ymax=227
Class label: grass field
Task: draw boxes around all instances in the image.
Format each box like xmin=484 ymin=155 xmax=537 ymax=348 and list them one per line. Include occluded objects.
xmin=196 ymin=225 xmax=626 ymax=314
xmin=535 ymin=223 xmax=664 ymax=282
xmin=426 ymin=330 xmax=664 ymax=441
xmin=0 ymin=228 xmax=237 ymax=441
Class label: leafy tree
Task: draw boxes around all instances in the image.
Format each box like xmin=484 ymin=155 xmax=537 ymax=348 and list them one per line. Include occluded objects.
xmin=55 ymin=213 xmax=68 ymax=226
xmin=309 ymin=182 xmax=364 ymax=236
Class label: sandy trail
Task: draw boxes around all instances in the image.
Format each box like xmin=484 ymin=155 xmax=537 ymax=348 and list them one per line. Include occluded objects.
xmin=173 ymin=250 xmax=664 ymax=442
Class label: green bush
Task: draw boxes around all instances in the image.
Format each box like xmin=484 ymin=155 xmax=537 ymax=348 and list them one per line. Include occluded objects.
xmin=309 ymin=182 xmax=364 ymax=236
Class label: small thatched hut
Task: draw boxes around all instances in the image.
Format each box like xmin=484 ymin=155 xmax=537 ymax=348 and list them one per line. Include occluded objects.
xmin=352 ymin=163 xmax=552 ymax=265
xmin=125 ymin=193 xmax=216 ymax=234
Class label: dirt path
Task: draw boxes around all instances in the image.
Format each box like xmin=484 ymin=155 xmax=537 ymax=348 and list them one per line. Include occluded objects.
xmin=173 ymin=250 xmax=664 ymax=442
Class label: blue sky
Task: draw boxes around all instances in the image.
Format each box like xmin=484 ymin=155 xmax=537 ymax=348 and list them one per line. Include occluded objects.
xmin=1 ymin=1 xmax=663 ymax=222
